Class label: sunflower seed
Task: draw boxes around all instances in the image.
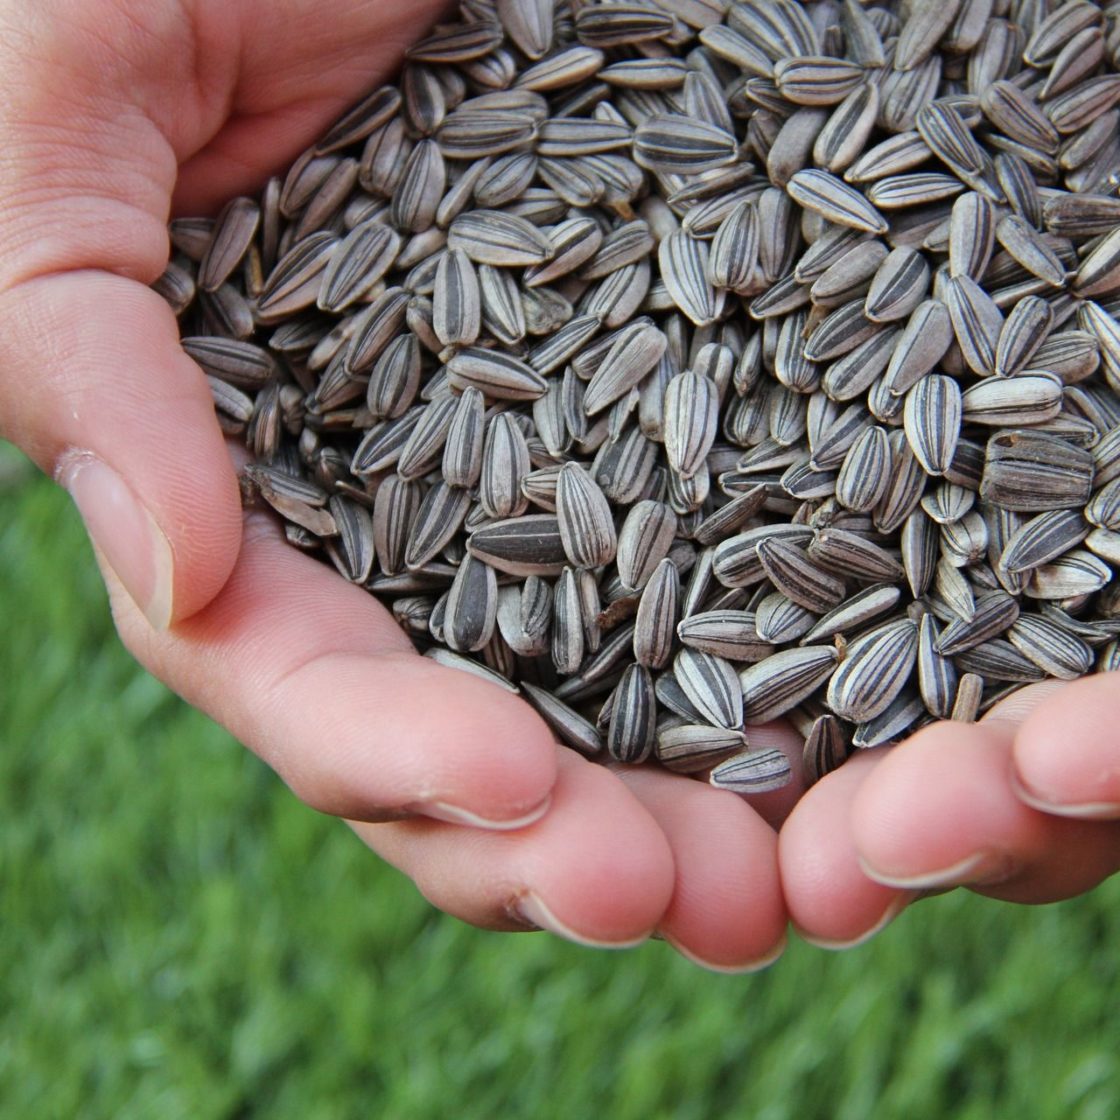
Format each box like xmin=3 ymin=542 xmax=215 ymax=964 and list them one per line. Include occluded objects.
xmin=739 ymin=645 xmax=840 ymax=723
xmin=709 ymin=749 xmax=793 ymax=793
xmin=656 ymin=724 xmax=746 ymax=774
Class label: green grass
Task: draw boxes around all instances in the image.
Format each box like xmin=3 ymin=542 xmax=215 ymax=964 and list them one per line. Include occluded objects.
xmin=3 ymin=439 xmax=1120 ymax=1119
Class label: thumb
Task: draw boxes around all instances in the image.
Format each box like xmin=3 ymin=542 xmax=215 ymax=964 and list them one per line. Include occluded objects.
xmin=0 ymin=269 xmax=242 ymax=627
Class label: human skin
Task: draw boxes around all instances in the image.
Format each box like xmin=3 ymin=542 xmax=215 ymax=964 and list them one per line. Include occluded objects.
xmin=1 ymin=0 xmax=1116 ymax=969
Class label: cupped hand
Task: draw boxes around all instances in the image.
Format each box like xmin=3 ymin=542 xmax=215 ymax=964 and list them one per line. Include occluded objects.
xmin=0 ymin=0 xmax=791 ymax=970
xmin=781 ymin=676 xmax=1120 ymax=949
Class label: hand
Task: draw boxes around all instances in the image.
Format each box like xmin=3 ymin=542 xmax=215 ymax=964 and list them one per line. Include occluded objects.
xmin=780 ymin=677 xmax=1120 ymax=948
xmin=0 ymin=0 xmax=791 ymax=970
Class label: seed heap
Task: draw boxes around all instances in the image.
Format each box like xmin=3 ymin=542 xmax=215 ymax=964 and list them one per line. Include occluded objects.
xmin=159 ymin=0 xmax=1120 ymax=794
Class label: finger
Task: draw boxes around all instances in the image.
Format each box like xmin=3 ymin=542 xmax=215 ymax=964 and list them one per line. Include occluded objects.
xmin=354 ymin=748 xmax=676 ymax=947
xmin=779 ymin=750 xmax=914 ymax=948
xmin=610 ymin=767 xmax=788 ymax=972
xmin=851 ymin=715 xmax=1120 ymax=903
xmin=1010 ymin=675 xmax=1120 ymax=820
xmin=0 ymin=271 xmax=242 ymax=627
xmin=101 ymin=505 xmax=558 ymax=829
xmin=172 ymin=0 xmax=455 ymax=212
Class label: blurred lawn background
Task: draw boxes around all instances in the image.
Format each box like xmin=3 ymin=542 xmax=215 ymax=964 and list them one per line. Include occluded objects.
xmin=3 ymin=437 xmax=1120 ymax=1120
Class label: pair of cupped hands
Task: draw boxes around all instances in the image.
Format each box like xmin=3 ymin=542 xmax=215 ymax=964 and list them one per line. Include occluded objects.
xmin=4 ymin=0 xmax=1119 ymax=971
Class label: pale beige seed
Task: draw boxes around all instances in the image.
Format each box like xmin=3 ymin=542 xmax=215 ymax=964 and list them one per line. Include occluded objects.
xmin=994 ymin=296 xmax=1054 ymax=378
xmin=366 ymin=333 xmax=421 ymax=420
xmin=399 ymin=481 xmax=470 ymax=572
xmin=556 ymin=462 xmax=618 ymax=569
xmin=606 ymin=664 xmax=657 ymax=764
xmin=1073 ymin=228 xmax=1120 ymax=298
xmin=551 ymin=566 xmax=585 ymax=675
xmin=256 ymin=232 xmax=337 ymax=321
xmin=787 ymin=170 xmax=888 ymax=234
xmin=443 ymin=554 xmax=498 ymax=654
xmin=755 ymin=593 xmax=816 ymax=644
xmin=447 ymin=210 xmax=551 ymax=266
xmin=633 ymin=113 xmax=738 ymax=175
xmin=1024 ymin=549 xmax=1112 ymax=599
xmin=980 ymin=430 xmax=1095 ymax=513
xmin=480 ymin=413 xmax=531 ymax=520
xmin=709 ymin=749 xmax=792 ymax=793
xmin=656 ymin=724 xmax=746 ymax=774
xmin=466 ymin=514 xmax=567 ymax=577
xmin=1007 ymin=614 xmax=1094 ymax=680
xmin=446 ymin=347 xmax=547 ymax=401
xmin=617 ymin=500 xmax=678 ymax=591
xmin=674 ymin=648 xmax=743 ymax=730
xmin=199 ymin=197 xmax=260 ymax=293
xmin=815 ymin=83 xmax=880 ymax=172
xmin=396 ymin=396 xmax=458 ymax=482
xmin=961 ymin=374 xmax=1064 ymax=426
xmin=739 ymin=646 xmax=839 ymax=723
xmin=945 ymin=275 xmax=1003 ymax=376
xmin=707 ymin=200 xmax=760 ymax=292
xmin=664 ymin=371 xmax=718 ymax=480
xmin=756 ymin=537 xmax=846 ymax=614
xmin=827 ymin=619 xmax=919 ymax=723
xmin=767 ymin=107 xmax=830 ymax=188
xmin=948 ymin=673 xmax=983 ymax=722
xmin=633 ymin=558 xmax=680 ymax=669
xmin=995 ymin=215 xmax=1068 ymax=287
xmin=659 ymin=230 xmax=720 ymax=326
xmin=981 ymin=80 xmax=1060 ymax=154
xmin=774 ymin=56 xmax=864 ymax=106
xmin=390 ymin=140 xmax=446 ymax=234
xmin=835 ymin=426 xmax=891 ymax=513
xmin=319 ymin=220 xmax=402 ymax=313
xmin=864 ymin=246 xmax=930 ymax=322
xmin=520 ymin=683 xmax=601 ymax=757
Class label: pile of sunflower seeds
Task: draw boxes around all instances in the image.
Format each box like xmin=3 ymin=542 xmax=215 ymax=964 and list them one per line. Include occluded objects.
xmin=158 ymin=0 xmax=1120 ymax=795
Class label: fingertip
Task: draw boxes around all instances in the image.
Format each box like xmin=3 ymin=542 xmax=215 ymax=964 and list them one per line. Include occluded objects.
xmin=1012 ymin=675 xmax=1120 ymax=818
xmin=780 ymin=750 xmax=906 ymax=948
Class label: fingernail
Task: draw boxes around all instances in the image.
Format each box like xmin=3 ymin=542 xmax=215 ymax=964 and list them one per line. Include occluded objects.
xmin=858 ymin=850 xmax=1013 ymax=891
xmin=1011 ymin=771 xmax=1120 ymax=821
xmin=662 ymin=932 xmax=787 ymax=974
xmin=60 ymin=452 xmax=174 ymax=629
xmin=797 ymin=892 xmax=915 ymax=951
xmin=411 ymin=795 xmax=551 ymax=831
xmin=514 ymin=892 xmax=650 ymax=949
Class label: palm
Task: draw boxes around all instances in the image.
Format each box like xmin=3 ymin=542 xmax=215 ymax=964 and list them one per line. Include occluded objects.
xmin=0 ymin=0 xmax=793 ymax=969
